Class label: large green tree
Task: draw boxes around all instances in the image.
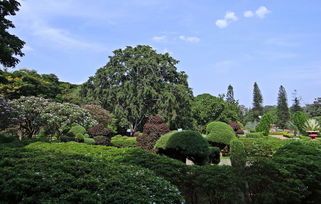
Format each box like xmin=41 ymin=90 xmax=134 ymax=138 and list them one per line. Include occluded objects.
xmin=80 ymin=45 xmax=193 ymax=132
xmin=192 ymin=93 xmax=240 ymax=133
xmin=276 ymin=85 xmax=290 ymax=128
xmin=252 ymin=82 xmax=263 ymax=120
xmin=0 ymin=0 xmax=25 ymax=68
xmin=305 ymin=97 xmax=321 ymax=117
xmin=0 ymin=68 xmax=80 ymax=102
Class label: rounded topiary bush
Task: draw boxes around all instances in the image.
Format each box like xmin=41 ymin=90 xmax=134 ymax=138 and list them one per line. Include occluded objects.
xmin=0 ymin=148 xmax=184 ymax=203
xmin=206 ymin=121 xmax=236 ymax=149
xmin=155 ymin=130 xmax=210 ymax=165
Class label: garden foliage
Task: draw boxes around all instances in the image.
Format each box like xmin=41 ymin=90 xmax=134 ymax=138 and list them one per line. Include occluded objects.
xmin=136 ymin=115 xmax=170 ymax=152
xmin=206 ymin=121 xmax=236 ymax=149
xmin=111 ymin=135 xmax=137 ymax=148
xmin=155 ymin=130 xmax=210 ymax=165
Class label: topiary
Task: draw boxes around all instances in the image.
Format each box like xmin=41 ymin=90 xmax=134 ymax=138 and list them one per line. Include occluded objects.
xmin=87 ymin=123 xmax=111 ymax=138
xmin=206 ymin=121 xmax=236 ymax=149
xmin=155 ymin=130 xmax=210 ymax=165
xmin=111 ymin=135 xmax=137 ymax=148
xmin=230 ymin=139 xmax=246 ymax=168
xmin=208 ymin=146 xmax=220 ymax=164
xmin=137 ymin=115 xmax=170 ymax=152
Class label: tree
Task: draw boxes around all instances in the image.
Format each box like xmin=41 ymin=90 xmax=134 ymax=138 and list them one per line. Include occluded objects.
xmin=226 ymin=84 xmax=235 ymax=103
xmin=252 ymin=82 xmax=263 ymax=120
xmin=276 ymin=85 xmax=290 ymax=128
xmin=305 ymin=97 xmax=321 ymax=117
xmin=290 ymin=90 xmax=302 ymax=113
xmin=80 ymin=45 xmax=193 ymax=132
xmin=192 ymin=94 xmax=241 ymax=133
xmin=0 ymin=0 xmax=25 ymax=68
xmin=0 ymin=95 xmax=17 ymax=130
xmin=292 ymin=112 xmax=308 ymax=135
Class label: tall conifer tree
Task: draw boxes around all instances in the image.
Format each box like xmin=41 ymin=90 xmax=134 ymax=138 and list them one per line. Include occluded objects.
xmin=252 ymin=82 xmax=263 ymax=120
xmin=226 ymin=84 xmax=235 ymax=103
xmin=277 ymin=85 xmax=290 ymax=128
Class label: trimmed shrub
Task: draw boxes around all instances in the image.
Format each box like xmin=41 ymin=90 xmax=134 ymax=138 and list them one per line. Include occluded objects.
xmin=189 ymin=165 xmax=242 ymax=204
xmin=246 ymin=132 xmax=264 ymax=138
xmin=84 ymin=138 xmax=95 ymax=145
xmin=240 ymin=137 xmax=289 ymax=157
xmin=0 ymin=147 xmax=184 ymax=203
xmin=230 ymin=139 xmax=246 ymax=168
xmin=111 ymin=135 xmax=137 ymax=148
xmin=206 ymin=121 xmax=236 ymax=149
xmin=208 ymin=146 xmax=220 ymax=164
xmin=155 ymin=130 xmax=210 ymax=165
xmin=137 ymin=115 xmax=170 ymax=152
xmin=272 ymin=142 xmax=321 ymax=203
xmin=94 ymin=136 xmax=110 ymax=146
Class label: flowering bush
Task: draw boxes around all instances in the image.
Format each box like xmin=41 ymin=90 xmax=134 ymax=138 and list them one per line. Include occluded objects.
xmin=10 ymin=96 xmax=50 ymax=138
xmin=42 ymin=102 xmax=97 ymax=137
xmin=10 ymin=96 xmax=97 ymax=138
xmin=83 ymin=104 xmax=116 ymax=131
xmin=0 ymin=96 xmax=18 ymax=130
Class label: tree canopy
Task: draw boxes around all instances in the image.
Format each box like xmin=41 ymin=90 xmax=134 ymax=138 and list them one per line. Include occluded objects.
xmin=0 ymin=0 xmax=25 ymax=68
xmin=0 ymin=68 xmax=80 ymax=102
xmin=192 ymin=93 xmax=241 ymax=133
xmin=80 ymin=45 xmax=193 ymax=132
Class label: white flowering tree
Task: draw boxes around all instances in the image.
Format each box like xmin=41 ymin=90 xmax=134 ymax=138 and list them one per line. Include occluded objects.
xmin=11 ymin=96 xmax=97 ymax=139
xmin=42 ymin=102 xmax=97 ymax=137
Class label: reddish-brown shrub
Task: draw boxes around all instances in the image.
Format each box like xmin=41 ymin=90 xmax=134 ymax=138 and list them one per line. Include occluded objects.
xmin=87 ymin=123 xmax=111 ymax=137
xmin=228 ymin=121 xmax=244 ymax=135
xmin=136 ymin=115 xmax=170 ymax=152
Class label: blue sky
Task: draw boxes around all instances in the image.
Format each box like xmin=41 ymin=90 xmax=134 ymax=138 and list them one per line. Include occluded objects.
xmin=9 ymin=0 xmax=321 ymax=107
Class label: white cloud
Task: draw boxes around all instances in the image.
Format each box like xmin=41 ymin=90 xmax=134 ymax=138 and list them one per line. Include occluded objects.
xmin=244 ymin=10 xmax=254 ymax=18
xmin=215 ymin=19 xmax=228 ymax=28
xmin=225 ymin=11 xmax=238 ymax=21
xmin=152 ymin=35 xmax=167 ymax=42
xmin=215 ymin=11 xmax=238 ymax=29
xmin=179 ymin=35 xmax=200 ymax=43
xmin=256 ymin=6 xmax=271 ymax=18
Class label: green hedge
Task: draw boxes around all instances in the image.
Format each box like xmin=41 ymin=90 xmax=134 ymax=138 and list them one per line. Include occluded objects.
xmin=206 ymin=121 xmax=236 ymax=147
xmin=0 ymin=145 xmax=183 ymax=203
xmin=246 ymin=132 xmax=264 ymax=138
xmin=155 ymin=130 xmax=210 ymax=165
xmin=239 ymin=136 xmax=290 ymax=157
xmin=111 ymin=135 xmax=137 ymax=147
xmin=230 ymin=139 xmax=246 ymax=168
